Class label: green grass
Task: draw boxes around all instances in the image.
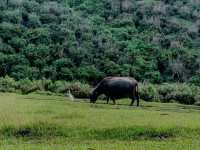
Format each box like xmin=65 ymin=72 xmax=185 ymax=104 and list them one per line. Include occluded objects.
xmin=1 ymin=93 xmax=200 ymax=149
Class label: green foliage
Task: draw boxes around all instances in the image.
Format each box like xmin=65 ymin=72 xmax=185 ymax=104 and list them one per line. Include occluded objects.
xmin=49 ymin=80 xmax=91 ymax=98
xmin=68 ymin=81 xmax=91 ymax=98
xmin=189 ymin=74 xmax=200 ymax=86
xmin=8 ymin=37 xmax=26 ymax=50
xmin=1 ymin=76 xmax=200 ymax=105
xmin=37 ymin=78 xmax=54 ymax=91
xmin=26 ymin=13 xmax=41 ymax=28
xmin=139 ymin=83 xmax=159 ymax=102
xmin=157 ymin=83 xmax=175 ymax=102
xmin=164 ymin=84 xmax=194 ymax=105
xmin=51 ymin=80 xmax=69 ymax=93
xmin=0 ymin=76 xmax=16 ymax=92
xmin=139 ymin=82 xmax=200 ymax=105
xmin=34 ymin=79 xmax=91 ymax=98
xmin=157 ymin=83 xmax=200 ymax=105
xmin=17 ymin=78 xmax=38 ymax=94
xmin=10 ymin=65 xmax=39 ymax=80
xmin=0 ymin=0 xmax=200 ymax=84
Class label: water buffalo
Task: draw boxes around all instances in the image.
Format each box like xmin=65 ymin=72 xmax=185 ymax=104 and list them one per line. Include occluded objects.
xmin=90 ymin=77 xmax=139 ymax=106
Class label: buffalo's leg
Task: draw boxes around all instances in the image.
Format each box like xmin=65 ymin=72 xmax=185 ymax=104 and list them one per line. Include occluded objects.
xmin=110 ymin=98 xmax=116 ymax=105
xmin=106 ymin=96 xmax=109 ymax=104
xmin=113 ymin=99 xmax=116 ymax=105
xmin=130 ymin=97 xmax=135 ymax=106
xmin=136 ymin=95 xmax=139 ymax=106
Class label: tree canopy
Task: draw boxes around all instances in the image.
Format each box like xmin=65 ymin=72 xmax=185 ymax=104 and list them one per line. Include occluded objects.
xmin=0 ymin=0 xmax=200 ymax=84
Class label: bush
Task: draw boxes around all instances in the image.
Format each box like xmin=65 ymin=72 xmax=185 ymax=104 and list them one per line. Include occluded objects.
xmin=0 ymin=76 xmax=17 ymax=92
xmin=0 ymin=76 xmax=200 ymax=105
xmin=26 ymin=13 xmax=41 ymax=28
xmin=2 ymin=10 xmax=22 ymax=24
xmin=49 ymin=80 xmax=91 ymax=98
xmin=69 ymin=81 xmax=91 ymax=98
xmin=194 ymin=95 xmax=200 ymax=106
xmin=17 ymin=78 xmax=39 ymax=94
xmin=139 ymin=83 xmax=200 ymax=105
xmin=189 ymin=75 xmax=200 ymax=86
xmin=157 ymin=83 xmax=199 ymax=105
xmin=46 ymin=80 xmax=91 ymax=98
xmin=37 ymin=79 xmax=54 ymax=91
xmin=191 ymin=85 xmax=200 ymax=105
xmin=157 ymin=83 xmax=176 ymax=102
xmin=139 ymin=83 xmax=159 ymax=102
xmin=49 ymin=80 xmax=69 ymax=93
xmin=165 ymin=84 xmax=194 ymax=105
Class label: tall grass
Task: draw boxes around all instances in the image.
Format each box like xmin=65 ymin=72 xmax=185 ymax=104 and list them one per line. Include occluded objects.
xmin=0 ymin=122 xmax=195 ymax=140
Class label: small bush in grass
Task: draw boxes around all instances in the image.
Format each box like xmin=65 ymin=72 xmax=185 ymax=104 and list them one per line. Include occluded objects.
xmin=191 ymin=85 xmax=200 ymax=105
xmin=69 ymin=82 xmax=91 ymax=98
xmin=157 ymin=83 xmax=199 ymax=105
xmin=0 ymin=76 xmax=17 ymax=92
xmin=49 ymin=80 xmax=91 ymax=98
xmin=139 ymin=83 xmax=199 ymax=105
xmin=17 ymin=78 xmax=38 ymax=94
xmin=50 ymin=80 xmax=70 ymax=93
xmin=191 ymin=85 xmax=200 ymax=96
xmin=166 ymin=84 xmax=194 ymax=105
xmin=194 ymin=95 xmax=200 ymax=106
xmin=139 ymin=83 xmax=159 ymax=102
xmin=37 ymin=79 xmax=54 ymax=91
xmin=189 ymin=75 xmax=200 ymax=86
xmin=157 ymin=83 xmax=177 ymax=102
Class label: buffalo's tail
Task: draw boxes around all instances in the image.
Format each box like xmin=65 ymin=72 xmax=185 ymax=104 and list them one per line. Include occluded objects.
xmin=135 ymin=84 xmax=140 ymax=106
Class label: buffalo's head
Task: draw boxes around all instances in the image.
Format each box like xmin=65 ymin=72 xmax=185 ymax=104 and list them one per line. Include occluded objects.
xmin=90 ymin=90 xmax=98 ymax=103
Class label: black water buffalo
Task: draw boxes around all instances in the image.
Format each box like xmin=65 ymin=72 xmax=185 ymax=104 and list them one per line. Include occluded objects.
xmin=90 ymin=77 xmax=139 ymax=106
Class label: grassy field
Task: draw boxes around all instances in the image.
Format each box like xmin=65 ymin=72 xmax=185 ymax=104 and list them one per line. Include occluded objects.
xmin=1 ymin=93 xmax=200 ymax=150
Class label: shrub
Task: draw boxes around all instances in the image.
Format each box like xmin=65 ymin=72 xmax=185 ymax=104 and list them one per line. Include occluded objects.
xmin=2 ymin=10 xmax=22 ymax=24
xmin=26 ymin=13 xmax=41 ymax=28
xmin=50 ymin=80 xmax=69 ymax=93
xmin=165 ymin=84 xmax=194 ymax=105
xmin=189 ymin=75 xmax=200 ymax=86
xmin=10 ymin=65 xmax=39 ymax=80
xmin=17 ymin=78 xmax=38 ymax=94
xmin=157 ymin=83 xmax=199 ymax=105
xmin=0 ymin=76 xmax=17 ymax=92
xmin=191 ymin=85 xmax=200 ymax=105
xmin=8 ymin=37 xmax=27 ymax=50
xmin=157 ymin=83 xmax=176 ymax=102
xmin=22 ymin=0 xmax=39 ymax=12
xmin=0 ymin=76 xmax=200 ymax=105
xmin=69 ymin=81 xmax=91 ymax=98
xmin=139 ymin=83 xmax=159 ymax=102
xmin=37 ymin=79 xmax=54 ymax=91
xmin=49 ymin=80 xmax=91 ymax=98
xmin=0 ymin=43 xmax=15 ymax=54
xmin=194 ymin=95 xmax=200 ymax=106
xmin=139 ymin=83 xmax=200 ymax=105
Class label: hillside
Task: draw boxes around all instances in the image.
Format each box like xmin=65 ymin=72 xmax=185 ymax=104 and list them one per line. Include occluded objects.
xmin=0 ymin=0 xmax=200 ymax=84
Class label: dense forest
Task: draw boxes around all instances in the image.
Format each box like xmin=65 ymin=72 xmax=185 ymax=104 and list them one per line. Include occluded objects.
xmin=0 ymin=0 xmax=200 ymax=85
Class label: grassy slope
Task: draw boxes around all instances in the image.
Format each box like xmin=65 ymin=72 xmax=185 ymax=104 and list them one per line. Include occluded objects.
xmin=0 ymin=93 xmax=200 ymax=149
